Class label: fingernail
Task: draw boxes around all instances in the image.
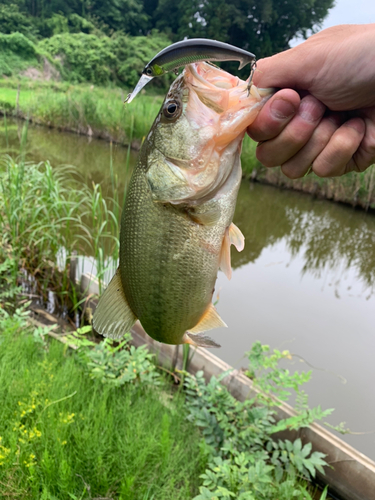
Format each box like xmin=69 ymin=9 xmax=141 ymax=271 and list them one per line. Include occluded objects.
xmin=299 ymin=97 xmax=325 ymax=123
xmin=270 ymin=98 xmax=296 ymax=120
xmin=344 ymin=118 xmax=365 ymax=135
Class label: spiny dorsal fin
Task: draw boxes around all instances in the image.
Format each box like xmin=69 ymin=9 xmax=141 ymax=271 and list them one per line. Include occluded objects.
xmin=92 ymin=268 xmax=137 ymax=340
xmin=219 ymin=222 xmax=245 ymax=279
xmin=188 ymin=302 xmax=227 ymax=334
xmin=183 ymin=332 xmax=221 ymax=348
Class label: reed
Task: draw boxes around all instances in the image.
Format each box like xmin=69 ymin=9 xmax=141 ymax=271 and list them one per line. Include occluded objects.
xmin=0 ymin=153 xmax=120 ymax=313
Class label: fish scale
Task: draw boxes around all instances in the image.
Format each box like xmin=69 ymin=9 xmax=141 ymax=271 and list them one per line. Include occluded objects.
xmin=93 ymin=62 xmax=273 ymax=347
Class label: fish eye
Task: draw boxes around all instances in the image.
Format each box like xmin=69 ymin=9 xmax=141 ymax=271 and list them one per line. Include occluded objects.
xmin=163 ymin=100 xmax=181 ymax=119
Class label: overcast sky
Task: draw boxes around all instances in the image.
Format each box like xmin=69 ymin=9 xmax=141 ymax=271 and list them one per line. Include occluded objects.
xmin=290 ymin=0 xmax=375 ymax=46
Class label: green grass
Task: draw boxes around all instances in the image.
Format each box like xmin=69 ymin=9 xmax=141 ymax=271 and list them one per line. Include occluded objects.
xmin=0 ymin=80 xmax=163 ymax=145
xmin=1 ymin=77 xmax=374 ymax=208
xmin=0 ymin=320 xmax=206 ymax=499
xmin=0 ymin=154 xmax=120 ymax=310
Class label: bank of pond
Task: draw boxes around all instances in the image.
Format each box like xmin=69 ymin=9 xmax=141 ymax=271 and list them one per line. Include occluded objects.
xmin=1 ymin=119 xmax=375 ymax=461
xmin=0 ymin=300 xmax=335 ymax=499
xmin=1 ymin=80 xmax=375 ymax=210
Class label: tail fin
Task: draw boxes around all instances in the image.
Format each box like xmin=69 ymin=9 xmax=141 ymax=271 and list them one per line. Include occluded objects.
xmin=183 ymin=332 xmax=221 ymax=348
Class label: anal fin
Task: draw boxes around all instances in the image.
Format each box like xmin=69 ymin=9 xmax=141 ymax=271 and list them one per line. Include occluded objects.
xmin=92 ymin=268 xmax=137 ymax=340
xmin=188 ymin=302 xmax=227 ymax=335
xmin=219 ymin=222 xmax=245 ymax=280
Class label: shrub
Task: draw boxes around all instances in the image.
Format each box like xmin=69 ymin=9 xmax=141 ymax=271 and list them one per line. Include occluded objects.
xmin=0 ymin=4 xmax=35 ymax=38
xmin=38 ymin=31 xmax=171 ymax=87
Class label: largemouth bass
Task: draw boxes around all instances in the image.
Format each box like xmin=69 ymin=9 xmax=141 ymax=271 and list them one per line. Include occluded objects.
xmin=93 ymin=62 xmax=272 ymax=347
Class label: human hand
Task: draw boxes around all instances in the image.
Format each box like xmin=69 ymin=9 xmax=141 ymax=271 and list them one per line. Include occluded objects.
xmin=247 ymin=24 xmax=375 ymax=178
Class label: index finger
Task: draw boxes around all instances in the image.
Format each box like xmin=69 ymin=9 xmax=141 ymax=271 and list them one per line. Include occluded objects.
xmin=248 ymin=89 xmax=300 ymax=142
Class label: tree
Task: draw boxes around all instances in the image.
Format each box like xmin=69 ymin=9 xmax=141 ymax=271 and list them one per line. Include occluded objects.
xmin=88 ymin=0 xmax=149 ymax=35
xmin=150 ymin=0 xmax=334 ymax=59
xmin=0 ymin=4 xmax=35 ymax=36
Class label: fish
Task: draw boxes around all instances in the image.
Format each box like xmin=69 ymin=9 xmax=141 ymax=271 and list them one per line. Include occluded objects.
xmin=125 ymin=38 xmax=256 ymax=103
xmin=93 ymin=62 xmax=273 ymax=348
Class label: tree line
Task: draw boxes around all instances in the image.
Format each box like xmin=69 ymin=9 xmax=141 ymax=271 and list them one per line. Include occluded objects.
xmin=1 ymin=0 xmax=334 ymax=57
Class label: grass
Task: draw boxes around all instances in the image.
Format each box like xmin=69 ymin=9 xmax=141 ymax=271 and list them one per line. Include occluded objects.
xmin=0 ymin=152 xmax=120 ymax=313
xmin=0 ymin=317 xmax=206 ymax=499
xmin=241 ymin=134 xmax=375 ymax=210
xmin=2 ymin=77 xmax=374 ymax=209
xmin=0 ymin=79 xmax=163 ymax=145
xmin=0 ymin=309 xmax=334 ymax=500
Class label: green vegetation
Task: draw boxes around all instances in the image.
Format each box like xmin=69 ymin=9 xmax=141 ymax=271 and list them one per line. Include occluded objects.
xmin=0 ymin=304 xmax=333 ymax=499
xmin=0 ymin=80 xmax=162 ymax=144
xmin=0 ymin=30 xmax=172 ymax=87
xmin=38 ymin=32 xmax=173 ymax=88
xmin=0 ymin=153 xmax=335 ymax=498
xmin=187 ymin=342 xmax=332 ymax=500
xmin=0 ymin=314 xmax=205 ymax=499
xmin=0 ymin=1 xmax=334 ymax=65
xmin=0 ymin=32 xmax=39 ymax=77
xmin=0 ymin=153 xmax=120 ymax=311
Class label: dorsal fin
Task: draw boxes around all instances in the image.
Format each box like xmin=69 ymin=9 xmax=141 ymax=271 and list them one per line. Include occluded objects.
xmin=92 ymin=268 xmax=137 ymax=340
xmin=188 ymin=302 xmax=227 ymax=334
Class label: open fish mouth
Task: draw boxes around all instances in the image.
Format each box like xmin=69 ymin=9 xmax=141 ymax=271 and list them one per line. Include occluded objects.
xmin=151 ymin=62 xmax=273 ymax=205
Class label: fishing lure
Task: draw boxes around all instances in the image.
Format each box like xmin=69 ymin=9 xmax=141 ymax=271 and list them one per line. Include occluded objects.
xmin=125 ymin=38 xmax=256 ymax=103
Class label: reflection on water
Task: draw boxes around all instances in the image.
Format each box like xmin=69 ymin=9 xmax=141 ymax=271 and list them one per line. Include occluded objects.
xmin=216 ymin=182 xmax=375 ymax=461
xmin=233 ymin=182 xmax=375 ymax=297
xmin=2 ymin=119 xmax=375 ymax=460
xmin=0 ymin=118 xmax=137 ymax=200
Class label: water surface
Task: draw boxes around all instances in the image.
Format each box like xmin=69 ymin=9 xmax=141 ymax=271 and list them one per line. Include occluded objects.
xmin=2 ymin=120 xmax=374 ymax=460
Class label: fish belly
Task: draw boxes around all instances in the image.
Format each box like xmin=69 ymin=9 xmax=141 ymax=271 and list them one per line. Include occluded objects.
xmin=120 ymin=160 xmax=239 ymax=345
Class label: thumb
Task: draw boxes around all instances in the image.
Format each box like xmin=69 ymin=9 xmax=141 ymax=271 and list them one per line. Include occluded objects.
xmin=253 ymin=47 xmax=311 ymax=90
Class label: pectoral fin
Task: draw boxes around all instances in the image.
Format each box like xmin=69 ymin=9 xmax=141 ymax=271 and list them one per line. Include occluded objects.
xmin=187 ymin=205 xmax=221 ymax=226
xmin=219 ymin=223 xmax=245 ymax=280
xmin=92 ymin=268 xmax=137 ymax=340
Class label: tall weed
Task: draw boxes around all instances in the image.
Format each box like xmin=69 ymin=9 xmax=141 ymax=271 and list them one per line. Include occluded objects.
xmin=0 ymin=154 xmax=119 ymax=309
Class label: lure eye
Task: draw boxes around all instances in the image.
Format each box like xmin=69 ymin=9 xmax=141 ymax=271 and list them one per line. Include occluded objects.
xmin=163 ymin=100 xmax=181 ymax=119
xmin=146 ymin=67 xmax=153 ymax=76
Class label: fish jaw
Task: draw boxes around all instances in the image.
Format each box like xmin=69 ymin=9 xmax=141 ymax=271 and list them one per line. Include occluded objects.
xmin=147 ymin=62 xmax=273 ymax=207
xmin=184 ymin=62 xmax=273 ymax=148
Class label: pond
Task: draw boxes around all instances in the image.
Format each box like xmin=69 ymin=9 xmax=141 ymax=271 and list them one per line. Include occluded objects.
xmin=2 ymin=119 xmax=374 ymax=461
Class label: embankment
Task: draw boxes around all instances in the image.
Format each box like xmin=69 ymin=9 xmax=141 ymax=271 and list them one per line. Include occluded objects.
xmin=1 ymin=79 xmax=374 ymax=210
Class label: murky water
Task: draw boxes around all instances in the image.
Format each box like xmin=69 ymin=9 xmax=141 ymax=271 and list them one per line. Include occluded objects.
xmin=2 ymin=120 xmax=375 ymax=460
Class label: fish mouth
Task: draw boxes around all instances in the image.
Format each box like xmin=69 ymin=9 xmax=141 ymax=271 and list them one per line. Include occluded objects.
xmin=182 ymin=62 xmax=273 ymax=147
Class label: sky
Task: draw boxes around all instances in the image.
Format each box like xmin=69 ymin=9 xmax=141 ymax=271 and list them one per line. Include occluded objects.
xmin=290 ymin=0 xmax=375 ymax=46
